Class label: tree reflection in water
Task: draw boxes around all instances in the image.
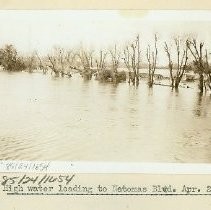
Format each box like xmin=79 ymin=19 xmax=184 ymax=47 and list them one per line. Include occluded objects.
xmin=194 ymin=92 xmax=211 ymax=118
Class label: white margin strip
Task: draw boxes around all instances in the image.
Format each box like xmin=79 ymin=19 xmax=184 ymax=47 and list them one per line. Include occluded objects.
xmin=1 ymin=160 xmax=211 ymax=174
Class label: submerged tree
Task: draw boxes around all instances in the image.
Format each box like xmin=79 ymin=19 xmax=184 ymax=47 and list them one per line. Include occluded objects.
xmin=65 ymin=50 xmax=78 ymax=70
xmin=76 ymin=48 xmax=94 ymax=79
xmin=164 ymin=38 xmax=188 ymax=89
xmin=0 ymin=44 xmax=26 ymax=71
xmin=204 ymin=50 xmax=211 ymax=90
xmin=146 ymin=34 xmax=158 ymax=87
xmin=186 ymin=39 xmax=211 ymax=93
xmin=47 ymin=55 xmax=60 ymax=77
xmin=109 ymin=45 xmax=126 ymax=83
xmin=24 ymin=52 xmax=38 ymax=73
xmin=109 ymin=45 xmax=120 ymax=71
xmin=96 ymin=50 xmax=107 ymax=71
xmin=47 ymin=47 xmax=72 ymax=77
xmin=35 ymin=51 xmax=48 ymax=74
xmin=95 ymin=50 xmax=112 ymax=82
xmin=123 ymin=35 xmax=141 ymax=86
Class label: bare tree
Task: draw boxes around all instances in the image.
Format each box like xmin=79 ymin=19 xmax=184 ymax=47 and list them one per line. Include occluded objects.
xmin=76 ymin=48 xmax=94 ymax=79
xmin=109 ymin=44 xmax=121 ymax=83
xmin=123 ymin=35 xmax=141 ymax=86
xmin=25 ymin=52 xmax=37 ymax=73
xmin=187 ymin=39 xmax=211 ymax=93
xmin=47 ymin=47 xmax=72 ymax=77
xmin=95 ymin=50 xmax=107 ymax=72
xmin=35 ymin=51 xmax=48 ymax=74
xmin=94 ymin=50 xmax=109 ymax=81
xmin=77 ymin=49 xmax=93 ymax=70
xmin=164 ymin=38 xmax=188 ymax=89
xmin=174 ymin=38 xmax=189 ymax=89
xmin=65 ymin=50 xmax=78 ymax=70
xmin=109 ymin=45 xmax=120 ymax=72
xmin=47 ymin=54 xmax=60 ymax=76
xmin=164 ymin=42 xmax=174 ymax=88
xmin=205 ymin=50 xmax=211 ymax=90
xmin=146 ymin=34 xmax=158 ymax=87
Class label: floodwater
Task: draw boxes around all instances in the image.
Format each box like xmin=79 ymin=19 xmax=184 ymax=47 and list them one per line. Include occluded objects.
xmin=0 ymin=71 xmax=211 ymax=162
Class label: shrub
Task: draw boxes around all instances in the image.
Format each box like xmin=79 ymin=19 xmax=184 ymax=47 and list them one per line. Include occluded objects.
xmin=0 ymin=44 xmax=26 ymax=71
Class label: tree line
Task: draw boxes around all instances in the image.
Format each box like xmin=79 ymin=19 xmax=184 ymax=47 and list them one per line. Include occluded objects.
xmin=0 ymin=35 xmax=211 ymax=93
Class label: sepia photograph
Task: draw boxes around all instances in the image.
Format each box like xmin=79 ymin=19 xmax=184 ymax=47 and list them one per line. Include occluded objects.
xmin=0 ymin=10 xmax=211 ymax=162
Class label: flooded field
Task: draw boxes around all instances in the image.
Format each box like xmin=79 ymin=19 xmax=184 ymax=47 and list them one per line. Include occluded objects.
xmin=0 ymin=71 xmax=211 ymax=162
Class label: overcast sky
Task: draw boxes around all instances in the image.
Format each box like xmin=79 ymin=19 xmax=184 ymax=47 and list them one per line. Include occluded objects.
xmin=1 ymin=10 xmax=211 ymax=65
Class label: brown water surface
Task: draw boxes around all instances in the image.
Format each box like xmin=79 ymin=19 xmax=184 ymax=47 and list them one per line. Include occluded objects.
xmin=0 ymin=71 xmax=211 ymax=162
